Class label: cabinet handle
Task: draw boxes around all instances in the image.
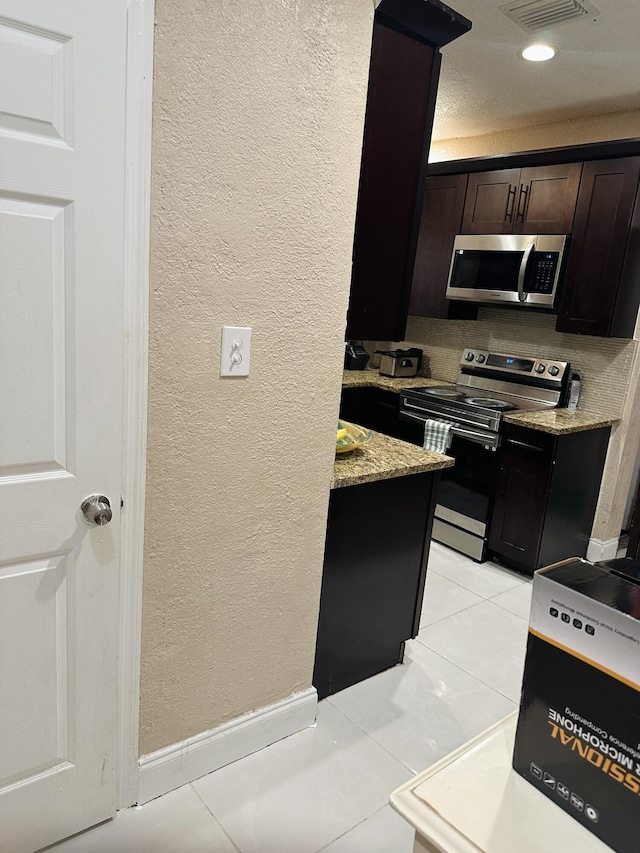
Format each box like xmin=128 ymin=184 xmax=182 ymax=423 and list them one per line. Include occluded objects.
xmin=516 ymin=184 xmax=528 ymax=221
xmin=507 ymin=438 xmax=544 ymax=452
xmin=505 ymin=186 xmax=516 ymax=221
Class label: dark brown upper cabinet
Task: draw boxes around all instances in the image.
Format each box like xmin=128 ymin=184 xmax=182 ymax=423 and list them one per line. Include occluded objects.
xmin=409 ymin=173 xmax=477 ymax=320
xmin=557 ymin=157 xmax=640 ymax=338
xmin=461 ymin=163 xmax=582 ymax=235
xmin=345 ymin=1 xmax=471 ymax=342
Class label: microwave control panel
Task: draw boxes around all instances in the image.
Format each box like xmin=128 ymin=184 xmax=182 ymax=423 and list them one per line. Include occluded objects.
xmin=526 ymin=252 xmax=560 ymax=294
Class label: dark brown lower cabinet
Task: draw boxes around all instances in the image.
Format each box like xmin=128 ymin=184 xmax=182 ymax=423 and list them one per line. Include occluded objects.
xmin=488 ymin=423 xmax=610 ymax=575
xmin=339 ymin=386 xmax=419 ymax=444
xmin=313 ymin=470 xmax=439 ymax=700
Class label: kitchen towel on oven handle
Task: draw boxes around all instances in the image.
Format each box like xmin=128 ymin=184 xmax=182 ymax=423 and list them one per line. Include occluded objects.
xmin=422 ymin=418 xmax=454 ymax=454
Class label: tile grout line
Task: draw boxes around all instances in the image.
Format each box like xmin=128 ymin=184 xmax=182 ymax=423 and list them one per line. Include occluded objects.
xmin=411 ymin=636 xmax=523 ymax=705
xmin=189 ymin=782 xmax=243 ymax=853
xmin=314 ymin=804 xmax=390 ymax=853
xmin=420 ymin=579 xmax=533 ymax=628
xmin=420 ymin=598 xmax=484 ymax=630
xmin=427 ymin=566 xmax=529 ymax=600
xmin=412 ymin=602 xmax=528 ymax=703
xmin=324 ymin=696 xmax=420 ymax=776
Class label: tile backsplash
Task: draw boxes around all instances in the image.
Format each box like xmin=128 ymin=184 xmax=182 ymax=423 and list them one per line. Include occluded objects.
xmin=398 ymin=308 xmax=638 ymax=418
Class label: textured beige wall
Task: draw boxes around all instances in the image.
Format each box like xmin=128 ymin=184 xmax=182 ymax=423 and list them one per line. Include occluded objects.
xmin=403 ymin=112 xmax=640 ymax=545
xmin=430 ymin=109 xmax=640 ymax=162
xmin=140 ymin=0 xmax=374 ymax=755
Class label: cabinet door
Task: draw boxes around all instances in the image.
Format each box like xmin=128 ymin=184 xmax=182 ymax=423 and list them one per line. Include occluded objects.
xmin=488 ymin=429 xmax=554 ymax=572
xmin=557 ymin=157 xmax=640 ymax=337
xmin=409 ymin=174 xmax=477 ymax=319
xmin=514 ymin=163 xmax=582 ymax=234
xmin=461 ymin=168 xmax=520 ymax=234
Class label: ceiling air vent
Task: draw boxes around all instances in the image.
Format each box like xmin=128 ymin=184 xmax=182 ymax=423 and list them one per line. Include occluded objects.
xmin=498 ymin=0 xmax=601 ymax=34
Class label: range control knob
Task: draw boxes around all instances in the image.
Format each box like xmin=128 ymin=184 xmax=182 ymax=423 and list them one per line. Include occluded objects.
xmin=476 ymin=354 xmax=486 ymax=364
xmin=535 ymin=364 xmax=546 ymax=374
xmin=464 ymin=351 xmax=475 ymax=362
xmin=549 ymin=365 xmax=560 ymax=376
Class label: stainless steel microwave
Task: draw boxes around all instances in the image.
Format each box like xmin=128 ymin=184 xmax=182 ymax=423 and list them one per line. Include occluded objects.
xmin=446 ymin=234 xmax=568 ymax=308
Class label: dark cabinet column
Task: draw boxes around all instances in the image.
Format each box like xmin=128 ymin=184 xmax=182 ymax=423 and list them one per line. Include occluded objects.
xmin=346 ymin=23 xmax=440 ymax=341
xmin=557 ymin=157 xmax=640 ymax=337
xmin=313 ymin=471 xmax=440 ymax=700
xmin=346 ymin=1 xmax=471 ymax=341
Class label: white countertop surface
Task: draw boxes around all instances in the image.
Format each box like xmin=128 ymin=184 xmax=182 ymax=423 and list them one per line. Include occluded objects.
xmin=390 ymin=712 xmax=610 ymax=853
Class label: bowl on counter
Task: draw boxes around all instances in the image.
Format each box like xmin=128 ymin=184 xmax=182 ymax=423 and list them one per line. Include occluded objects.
xmin=336 ymin=420 xmax=373 ymax=454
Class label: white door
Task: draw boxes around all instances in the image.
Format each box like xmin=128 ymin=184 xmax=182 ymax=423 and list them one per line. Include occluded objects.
xmin=0 ymin=1 xmax=128 ymax=850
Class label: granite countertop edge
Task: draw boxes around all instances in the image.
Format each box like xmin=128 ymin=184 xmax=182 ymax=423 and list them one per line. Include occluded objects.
xmin=342 ymin=368 xmax=447 ymax=392
xmin=502 ymin=409 xmax=620 ymax=435
xmin=332 ymin=431 xmax=454 ymax=490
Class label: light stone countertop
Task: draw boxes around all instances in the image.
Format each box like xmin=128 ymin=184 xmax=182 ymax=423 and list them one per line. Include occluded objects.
xmin=342 ymin=368 xmax=450 ymax=392
xmin=342 ymin=369 xmax=618 ymax=436
xmin=503 ymin=409 xmax=619 ymax=435
xmin=332 ymin=431 xmax=454 ymax=490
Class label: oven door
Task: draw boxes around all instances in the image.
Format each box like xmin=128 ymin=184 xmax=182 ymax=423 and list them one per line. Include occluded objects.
xmin=400 ymin=410 xmax=501 ymax=562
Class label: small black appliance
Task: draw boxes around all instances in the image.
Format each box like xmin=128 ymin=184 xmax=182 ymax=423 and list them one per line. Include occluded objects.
xmin=344 ymin=340 xmax=370 ymax=371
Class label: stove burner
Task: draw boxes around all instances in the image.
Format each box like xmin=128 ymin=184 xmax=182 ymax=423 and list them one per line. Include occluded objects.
xmin=465 ymin=397 xmax=515 ymax=411
xmin=423 ymin=388 xmax=465 ymax=400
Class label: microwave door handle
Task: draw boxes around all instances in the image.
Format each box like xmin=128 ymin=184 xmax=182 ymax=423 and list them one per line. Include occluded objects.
xmin=517 ymin=241 xmax=535 ymax=303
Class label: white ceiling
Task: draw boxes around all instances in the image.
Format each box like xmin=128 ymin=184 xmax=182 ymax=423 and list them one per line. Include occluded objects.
xmin=432 ymin=0 xmax=640 ymax=140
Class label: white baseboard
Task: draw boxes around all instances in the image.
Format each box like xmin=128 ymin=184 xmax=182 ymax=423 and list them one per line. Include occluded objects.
xmin=586 ymin=537 xmax=619 ymax=563
xmin=137 ymin=688 xmax=317 ymax=804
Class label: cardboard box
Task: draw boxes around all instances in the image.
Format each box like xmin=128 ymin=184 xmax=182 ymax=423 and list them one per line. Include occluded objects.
xmin=513 ymin=558 xmax=640 ymax=853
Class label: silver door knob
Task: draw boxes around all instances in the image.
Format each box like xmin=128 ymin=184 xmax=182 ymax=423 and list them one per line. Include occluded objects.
xmin=81 ymin=494 xmax=113 ymax=526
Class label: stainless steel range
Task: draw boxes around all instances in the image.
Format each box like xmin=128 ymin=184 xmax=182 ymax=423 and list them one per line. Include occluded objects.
xmin=400 ymin=349 xmax=570 ymax=562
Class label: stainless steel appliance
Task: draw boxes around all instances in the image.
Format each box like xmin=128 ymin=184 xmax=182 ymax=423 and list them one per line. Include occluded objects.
xmin=376 ymin=348 xmax=423 ymax=378
xmin=446 ymin=234 xmax=568 ymax=308
xmin=400 ymin=349 xmax=570 ymax=561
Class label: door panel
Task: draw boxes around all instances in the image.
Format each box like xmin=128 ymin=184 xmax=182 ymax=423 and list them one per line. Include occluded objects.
xmin=557 ymin=157 xmax=640 ymax=337
xmin=0 ymin=19 xmax=69 ymax=142
xmin=0 ymin=1 xmax=127 ymax=851
xmin=461 ymin=168 xmax=520 ymax=234
xmin=0 ymin=554 xmax=73 ymax=786
xmin=0 ymin=199 xmax=69 ymax=474
xmin=409 ymin=173 xmax=477 ymax=320
xmin=515 ymin=163 xmax=582 ymax=234
xmin=488 ymin=433 xmax=554 ymax=572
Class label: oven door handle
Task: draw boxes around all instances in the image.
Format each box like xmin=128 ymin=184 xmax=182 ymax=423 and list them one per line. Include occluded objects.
xmin=402 ymin=397 xmax=481 ymax=421
xmin=400 ymin=410 xmax=500 ymax=450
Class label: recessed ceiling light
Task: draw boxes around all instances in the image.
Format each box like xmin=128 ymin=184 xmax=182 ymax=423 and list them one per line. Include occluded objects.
xmin=521 ymin=44 xmax=556 ymax=61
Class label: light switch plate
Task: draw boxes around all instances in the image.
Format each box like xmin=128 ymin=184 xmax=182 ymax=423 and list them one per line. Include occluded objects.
xmin=221 ymin=326 xmax=252 ymax=376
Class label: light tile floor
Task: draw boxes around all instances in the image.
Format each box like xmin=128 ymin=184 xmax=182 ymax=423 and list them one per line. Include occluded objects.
xmin=52 ymin=542 xmax=533 ymax=853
